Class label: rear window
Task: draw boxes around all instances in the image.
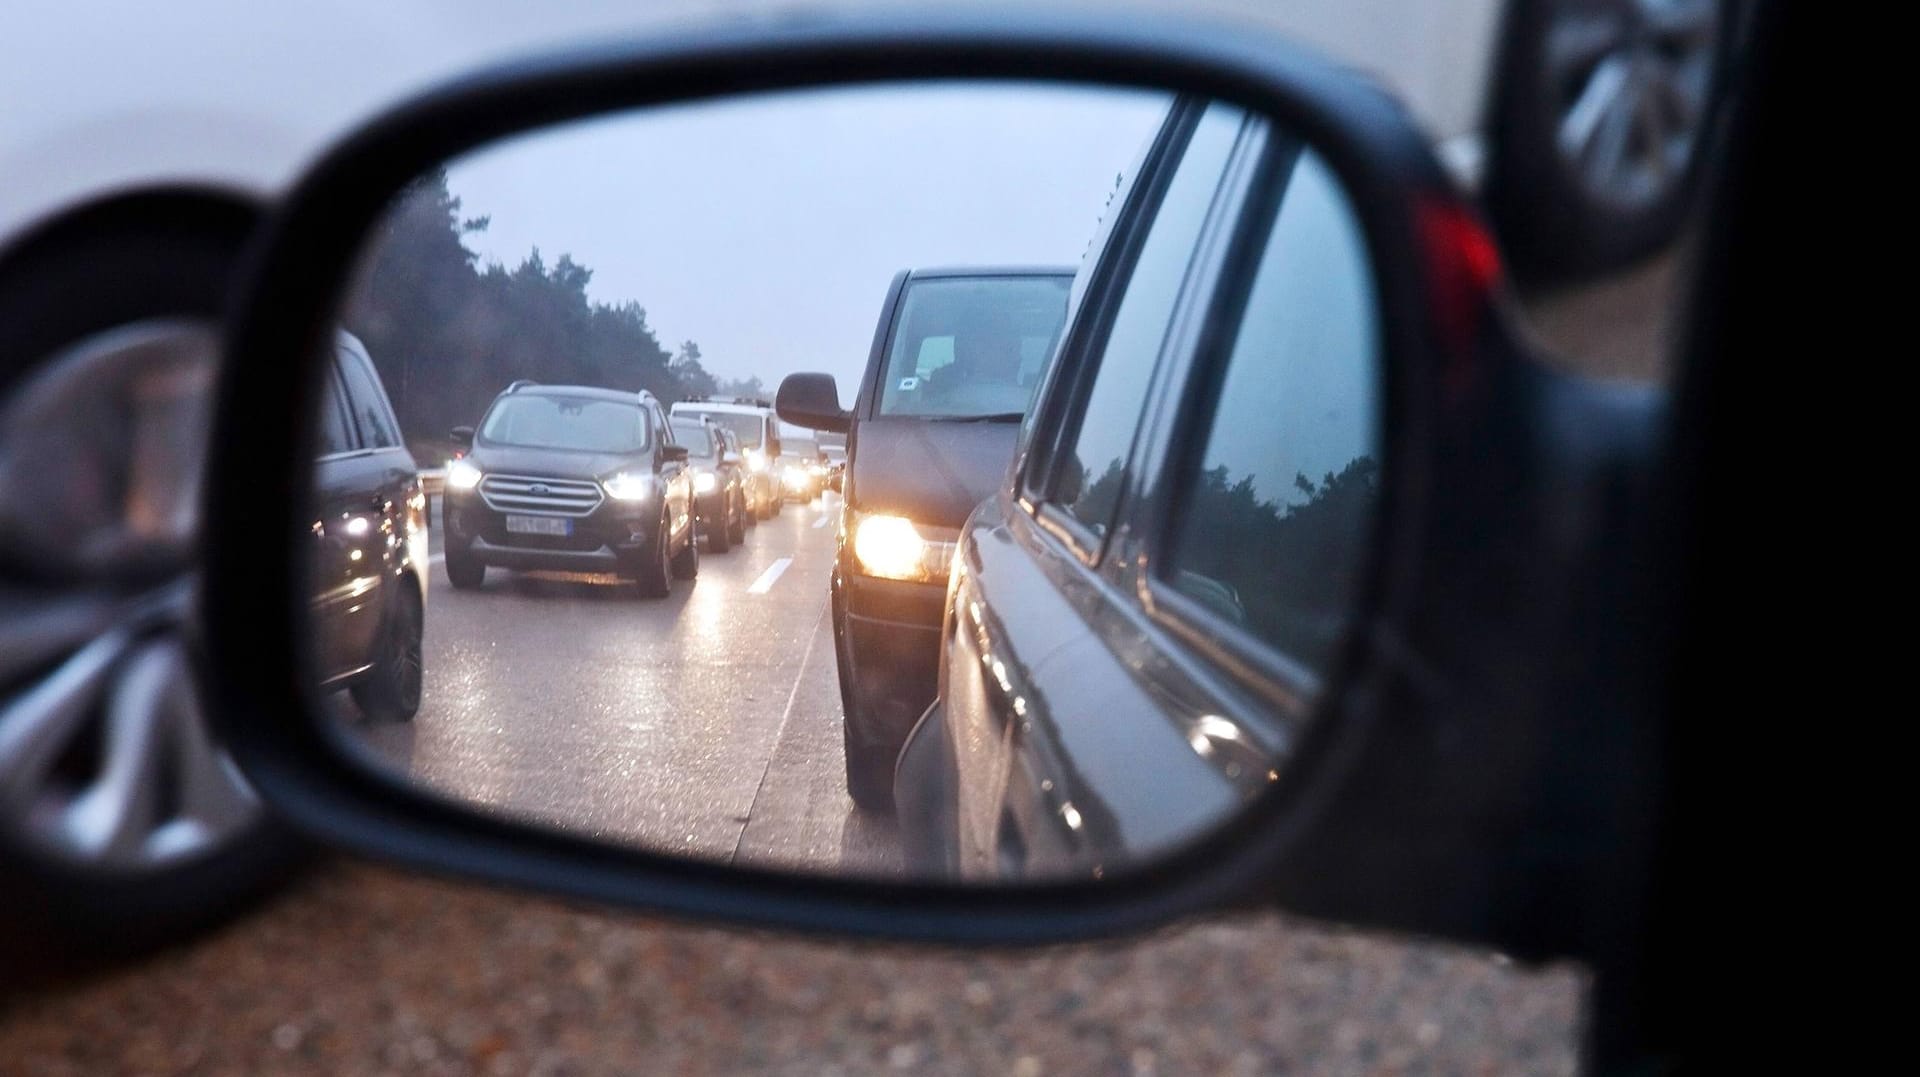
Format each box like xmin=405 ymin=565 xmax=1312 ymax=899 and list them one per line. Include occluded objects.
xmin=877 ymin=276 xmax=1071 ymax=419
xmin=670 ymin=418 xmax=719 ymax=457
xmin=781 ymin=436 xmax=820 ymax=460
xmin=479 ymin=395 xmax=649 ymax=454
xmin=675 ymin=408 xmax=766 ymax=449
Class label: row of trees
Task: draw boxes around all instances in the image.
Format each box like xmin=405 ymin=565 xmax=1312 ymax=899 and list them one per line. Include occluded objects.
xmin=343 ymin=171 xmax=764 ymax=460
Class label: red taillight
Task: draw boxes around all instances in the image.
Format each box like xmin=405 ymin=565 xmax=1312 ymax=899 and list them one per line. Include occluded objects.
xmin=1417 ymin=198 xmax=1502 ymax=351
xmin=1417 ymin=198 xmax=1503 ymax=401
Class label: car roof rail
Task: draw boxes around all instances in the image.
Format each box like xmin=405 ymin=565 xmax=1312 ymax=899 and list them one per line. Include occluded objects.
xmin=506 ymin=378 xmax=539 ymax=392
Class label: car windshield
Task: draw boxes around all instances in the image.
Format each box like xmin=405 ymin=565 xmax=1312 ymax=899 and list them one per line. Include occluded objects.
xmin=877 ymin=275 xmax=1072 ymax=419
xmin=675 ymin=408 xmax=764 ymax=449
xmin=478 ymin=395 xmax=649 ymax=453
xmin=669 ymin=419 xmax=719 ymax=459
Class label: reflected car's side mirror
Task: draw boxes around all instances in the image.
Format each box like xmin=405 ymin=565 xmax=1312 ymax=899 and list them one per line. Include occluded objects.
xmin=449 ymin=424 xmax=475 ymax=445
xmin=722 ymin=451 xmax=742 ymax=466
xmin=775 ymin=372 xmax=850 ymax=434
xmin=660 ymin=443 xmax=689 ymax=463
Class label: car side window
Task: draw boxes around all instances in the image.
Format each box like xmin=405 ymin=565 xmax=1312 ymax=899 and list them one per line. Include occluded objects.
xmin=336 ymin=353 xmax=400 ymax=449
xmin=317 ymin=363 xmax=356 ymax=457
xmin=1161 ymin=148 xmax=1381 ymax=676
xmin=1047 ymin=103 xmax=1244 ymax=542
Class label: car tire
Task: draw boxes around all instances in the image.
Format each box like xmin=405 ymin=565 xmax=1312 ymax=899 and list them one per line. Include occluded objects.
xmin=843 ymin=713 xmax=898 ymax=812
xmin=1484 ymin=0 xmax=1726 ymax=283
xmin=0 ymin=193 xmax=309 ymax=964
xmin=671 ymin=519 xmax=701 ymax=580
xmin=350 ymin=582 xmax=423 ymax=723
xmin=634 ymin=515 xmax=672 ymax=598
xmin=706 ymin=507 xmax=731 ymax=554
xmin=727 ymin=492 xmax=748 ymax=545
xmin=444 ymin=546 xmax=485 ymax=590
xmin=831 ymin=612 xmax=895 ymax=813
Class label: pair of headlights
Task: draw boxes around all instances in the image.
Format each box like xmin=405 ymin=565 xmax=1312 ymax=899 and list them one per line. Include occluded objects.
xmin=447 ymin=459 xmax=659 ymax=502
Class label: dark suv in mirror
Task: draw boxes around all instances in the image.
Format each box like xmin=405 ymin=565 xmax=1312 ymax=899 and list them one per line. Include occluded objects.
xmin=777 ymin=266 xmax=1073 ymax=810
xmin=441 ymin=382 xmax=698 ymax=597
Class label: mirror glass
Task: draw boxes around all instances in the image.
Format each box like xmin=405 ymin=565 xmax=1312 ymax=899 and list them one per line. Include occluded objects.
xmin=301 ymin=82 xmax=1383 ymax=885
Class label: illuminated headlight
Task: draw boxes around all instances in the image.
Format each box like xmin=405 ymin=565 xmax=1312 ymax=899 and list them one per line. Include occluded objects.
xmin=691 ymin=470 xmax=718 ymax=494
xmin=602 ymin=471 xmax=655 ymax=500
xmin=446 ymin=459 xmax=482 ymax=490
xmin=851 ymin=512 xmax=959 ymax=583
xmin=783 ymin=466 xmax=808 ymax=488
xmin=745 ymin=448 xmax=768 ymax=472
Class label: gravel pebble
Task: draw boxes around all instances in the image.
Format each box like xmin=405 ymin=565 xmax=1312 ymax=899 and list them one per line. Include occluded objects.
xmin=0 ymin=860 xmax=1582 ymax=1074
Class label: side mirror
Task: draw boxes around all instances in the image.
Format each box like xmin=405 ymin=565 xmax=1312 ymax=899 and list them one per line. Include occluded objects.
xmin=722 ymin=451 xmax=742 ymax=466
xmin=204 ymin=8 xmax=1593 ymax=967
xmin=450 ymin=424 xmax=474 ymax=445
xmin=775 ymin=373 xmax=850 ymax=434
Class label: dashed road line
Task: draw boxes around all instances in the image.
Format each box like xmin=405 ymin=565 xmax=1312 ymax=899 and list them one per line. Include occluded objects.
xmin=747 ymin=557 xmax=793 ymax=594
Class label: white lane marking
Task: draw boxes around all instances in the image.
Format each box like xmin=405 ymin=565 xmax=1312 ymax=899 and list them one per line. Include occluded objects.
xmin=747 ymin=557 xmax=792 ymax=594
xmin=728 ymin=599 xmax=830 ymax=864
xmin=811 ymin=512 xmax=831 ymax=529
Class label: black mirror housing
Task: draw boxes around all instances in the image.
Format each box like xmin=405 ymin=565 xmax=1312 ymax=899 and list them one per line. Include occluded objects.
xmin=776 ymin=372 xmax=850 ymax=434
xmin=200 ymin=7 xmax=1599 ymax=964
xmin=661 ymin=443 xmax=689 ymax=463
xmin=450 ymin=424 xmax=475 ymax=444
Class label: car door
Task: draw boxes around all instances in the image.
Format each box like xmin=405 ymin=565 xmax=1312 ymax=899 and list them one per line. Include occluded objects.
xmin=654 ymin=402 xmax=692 ymax=543
xmin=315 ymin=341 xmax=416 ymax=678
xmin=308 ymin=355 xmax=377 ymax=684
xmin=942 ymin=99 xmax=1267 ymax=879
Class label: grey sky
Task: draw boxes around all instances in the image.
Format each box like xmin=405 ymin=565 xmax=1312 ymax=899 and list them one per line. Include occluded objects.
xmin=444 ymin=82 xmax=1169 ymax=398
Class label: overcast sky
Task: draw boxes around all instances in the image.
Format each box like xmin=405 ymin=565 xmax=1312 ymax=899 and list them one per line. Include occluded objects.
xmin=442 ymin=82 xmax=1169 ymax=398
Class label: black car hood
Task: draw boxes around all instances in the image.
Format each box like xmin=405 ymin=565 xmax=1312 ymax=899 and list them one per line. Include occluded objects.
xmin=468 ymin=442 xmax=642 ymax=479
xmin=848 ymin=419 xmax=1018 ymax=530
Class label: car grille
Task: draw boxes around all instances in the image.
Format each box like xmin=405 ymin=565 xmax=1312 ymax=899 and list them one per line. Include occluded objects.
xmin=478 ymin=474 xmax=604 ymax=516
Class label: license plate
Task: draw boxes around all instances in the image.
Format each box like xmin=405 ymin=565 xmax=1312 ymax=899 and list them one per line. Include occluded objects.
xmin=505 ymin=515 xmax=572 ymax=536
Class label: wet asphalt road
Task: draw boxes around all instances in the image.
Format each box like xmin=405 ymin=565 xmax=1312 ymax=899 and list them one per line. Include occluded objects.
xmin=338 ymin=490 xmax=902 ymax=878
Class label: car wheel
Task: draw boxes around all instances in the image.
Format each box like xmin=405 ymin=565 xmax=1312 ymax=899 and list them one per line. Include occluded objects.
xmin=444 ymin=546 xmax=485 ymax=590
xmin=634 ymin=515 xmax=672 ymax=598
xmin=0 ymin=195 xmax=307 ymax=962
xmin=727 ymin=492 xmax=747 ymax=545
xmin=832 ymin=614 xmax=894 ymax=813
xmin=706 ymin=506 xmax=731 ymax=554
xmin=671 ymin=518 xmax=701 ymax=580
xmin=1485 ymin=0 xmax=1725 ymax=282
xmin=349 ymin=582 xmax=423 ymax=722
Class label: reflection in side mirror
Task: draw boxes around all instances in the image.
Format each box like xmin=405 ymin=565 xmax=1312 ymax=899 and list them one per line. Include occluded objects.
xmin=286 ymin=77 xmax=1385 ymax=894
xmin=775 ymin=372 xmax=850 ymax=433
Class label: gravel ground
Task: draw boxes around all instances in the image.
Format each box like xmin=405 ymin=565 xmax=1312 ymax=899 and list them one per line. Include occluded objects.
xmin=0 ymin=861 xmax=1583 ymax=1076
